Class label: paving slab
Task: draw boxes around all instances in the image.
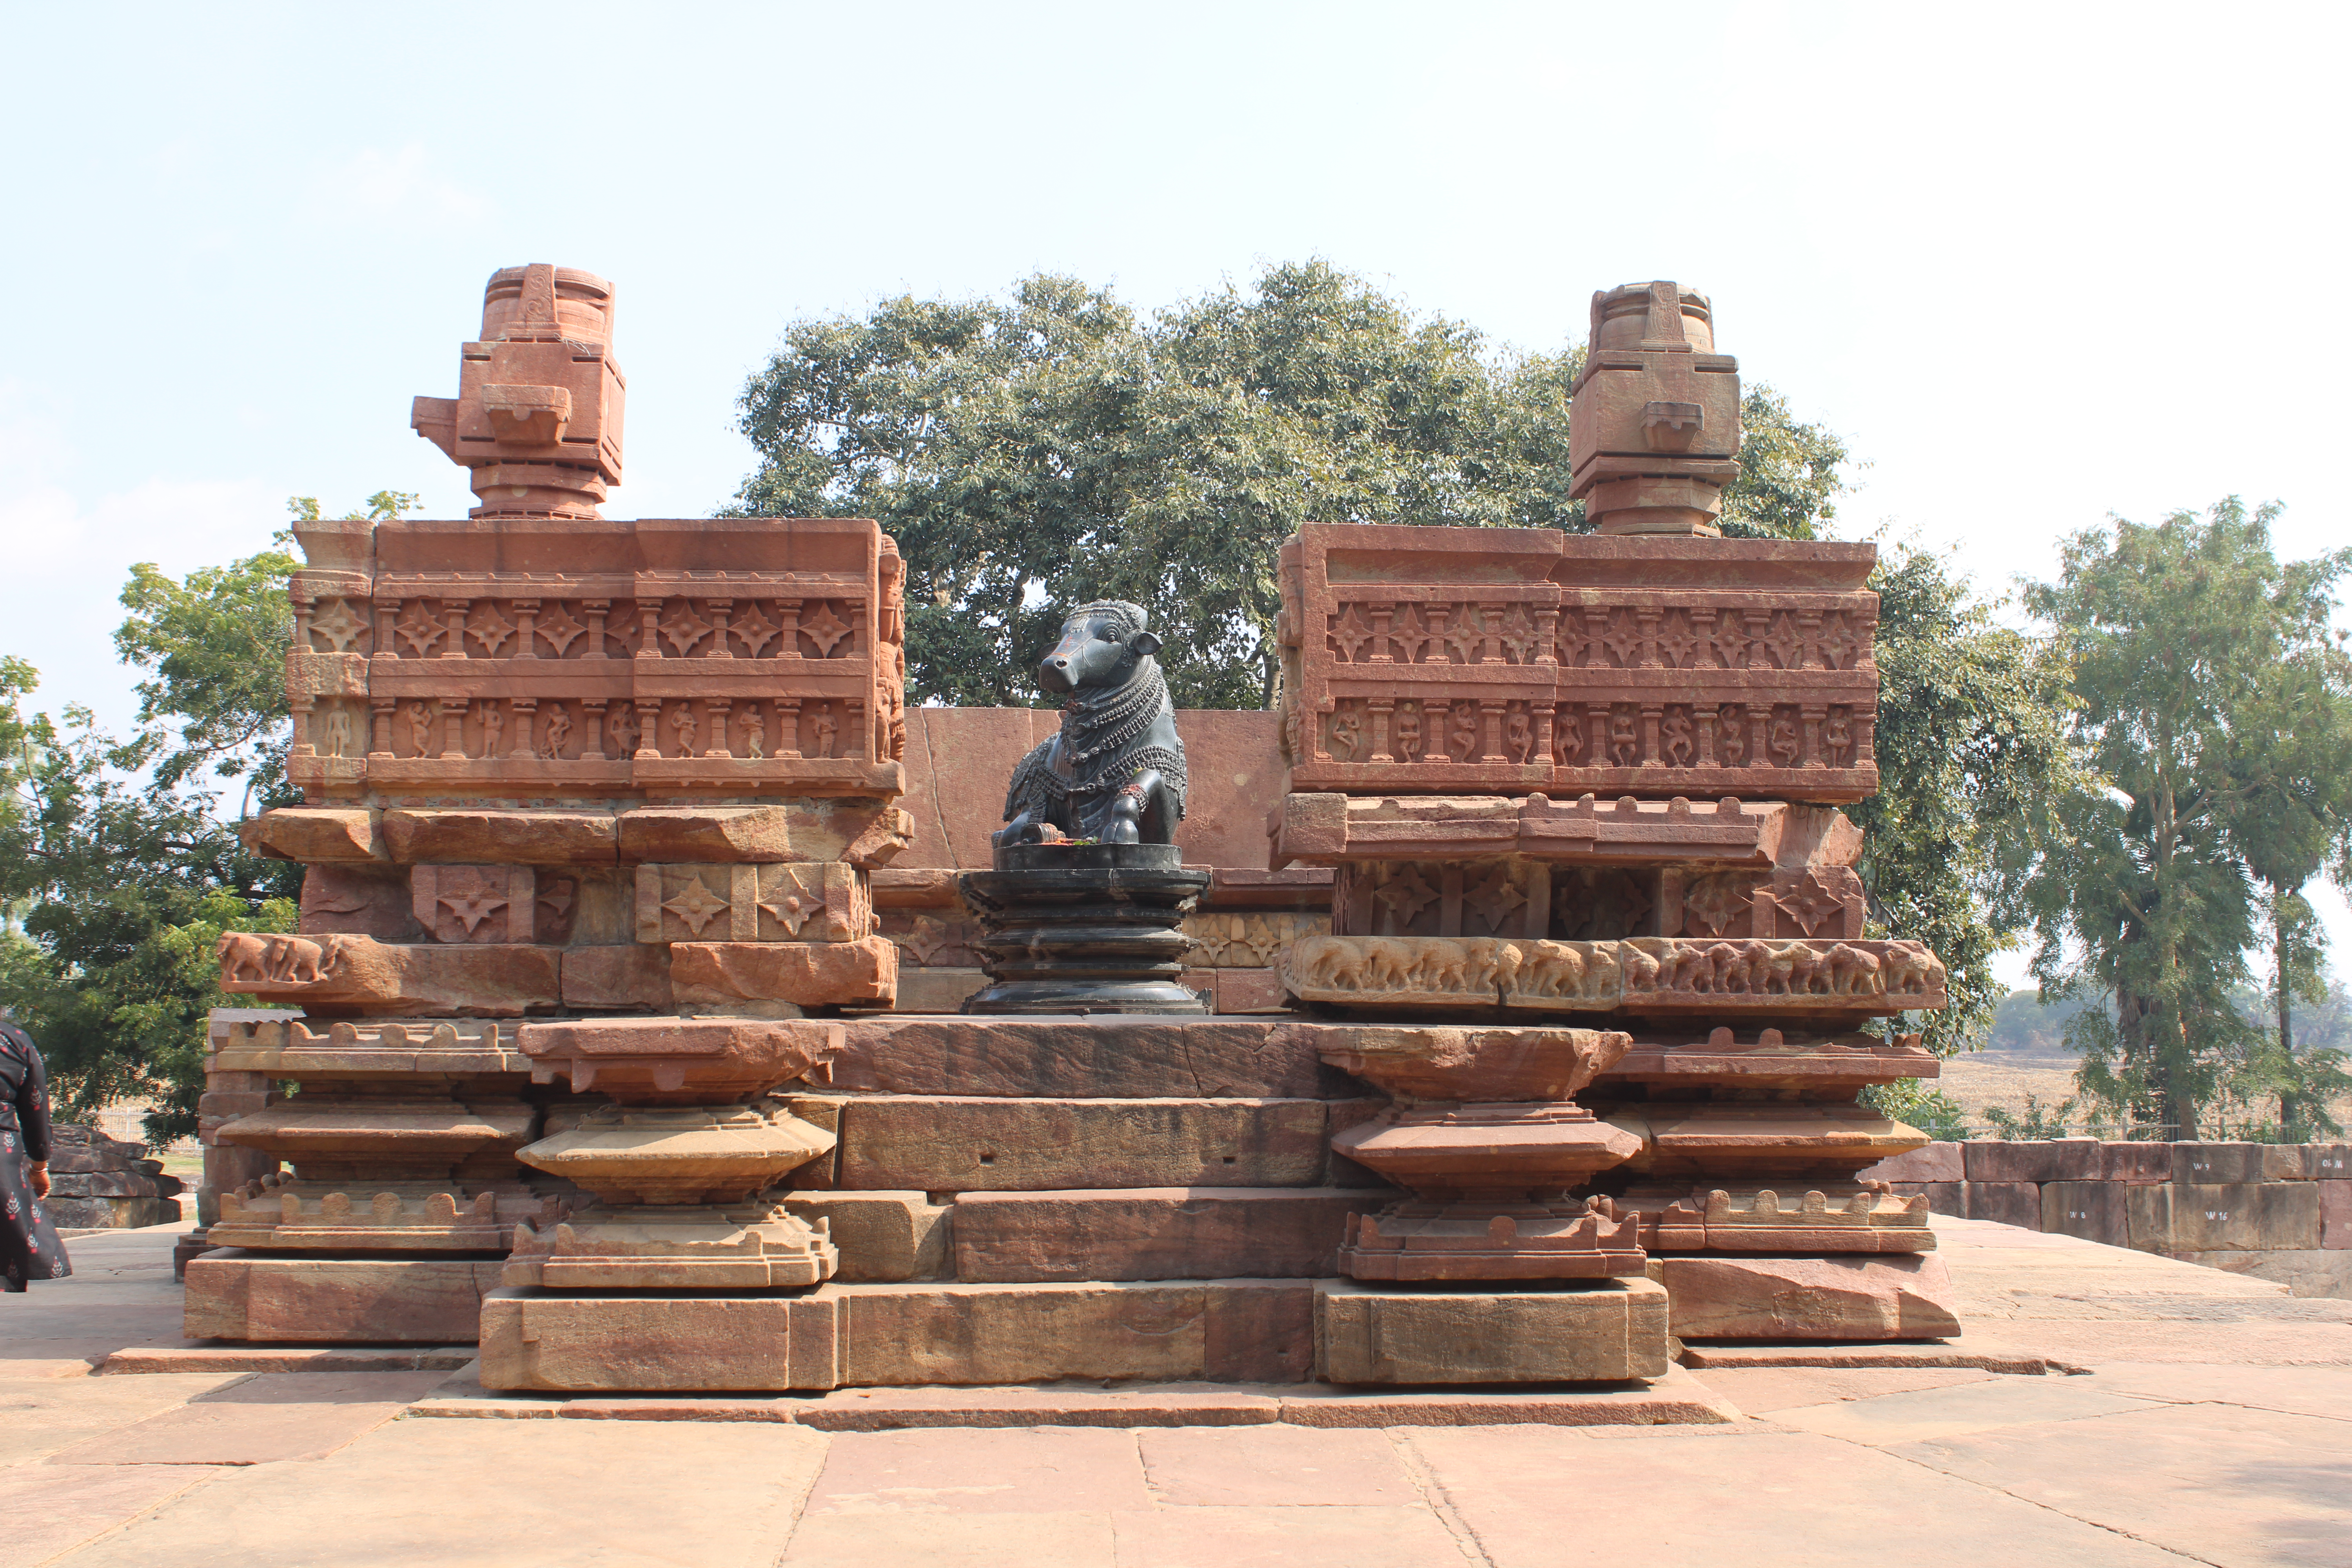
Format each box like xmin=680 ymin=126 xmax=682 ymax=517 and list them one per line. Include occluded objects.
xmin=1109 ymin=1503 xmax=1467 ymax=1567
xmin=101 ymin=1343 xmax=478 ymax=1375
xmin=1675 ymin=1340 xmax=2063 ymax=1374
xmin=2071 ymin=1359 xmax=2352 ymax=1423
xmin=1278 ymin=1364 xmax=1736 ymax=1427
xmin=1766 ymin=1375 xmax=2165 ymax=1444
xmin=0 ymin=1463 xmax=219 ymax=1566
xmin=1137 ymin=1425 xmax=1421 ymax=1506
xmin=44 ymin=1416 xmax=828 ymax=1568
xmin=777 ymin=1510 xmax=1116 ymax=1568
xmin=1401 ymin=1426 xmax=2209 ymax=1567
xmin=1682 ymin=1365 xmax=1996 ymax=1415
xmin=1894 ymin=1401 xmax=2352 ymax=1568
xmin=0 ymin=1372 xmax=246 ymax=1463
xmin=799 ymin=1425 xmax=1153 ymax=1514
xmin=45 ymin=1370 xmax=452 ymax=1465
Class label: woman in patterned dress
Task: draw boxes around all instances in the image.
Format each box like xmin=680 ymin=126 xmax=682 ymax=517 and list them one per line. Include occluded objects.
xmin=0 ymin=1022 xmax=72 ymax=1290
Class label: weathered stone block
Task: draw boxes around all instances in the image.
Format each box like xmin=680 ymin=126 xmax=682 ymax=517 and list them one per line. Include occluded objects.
xmin=1963 ymin=1181 xmax=2040 ymax=1229
xmin=823 ymin=1016 xmax=1347 ymax=1099
xmin=2263 ymin=1145 xmax=2316 ymax=1181
xmin=2169 ymin=1183 xmax=2268 ymax=1250
xmin=2041 ymin=1180 xmax=2131 ymax=1248
xmin=2324 ymin=1181 xmax=2352 ymax=1249
xmin=782 ymin=1191 xmax=952 ymax=1282
xmin=670 ymin=936 xmax=897 ymax=1014
xmin=299 ymin=864 xmax=421 ymax=942
xmin=2102 ymin=1142 xmax=2174 ymax=1181
xmin=251 ymin=806 xmax=384 ymax=863
xmin=2171 ymin=1142 xmax=2266 ymax=1185
xmin=1213 ymin=968 xmax=1290 ymax=1014
xmin=1315 ymin=1277 xmax=1670 ymax=1385
xmin=1860 ymin=1141 xmax=1961 ymax=1183
xmin=2312 ymin=1146 xmax=2352 ymax=1181
xmin=218 ymin=933 xmax=562 ymax=1016
xmin=381 ymin=808 xmax=618 ymax=866
xmin=834 ymin=1096 xmax=1341 ymax=1192
xmin=2257 ymin=1181 xmax=2322 ymax=1250
xmin=617 ymin=806 xmax=797 ymax=863
xmin=1888 ymin=1181 xmax=1965 ymax=1218
xmin=559 ymin=945 xmax=673 ymax=1011
xmin=1651 ymin=1254 xmax=1960 ymax=1341
xmin=2126 ymin=1181 xmax=2176 ymax=1251
xmin=44 ymin=1196 xmax=178 ymax=1229
xmin=478 ymin=1288 xmax=839 ymax=1392
xmin=951 ymin=1189 xmax=1390 ymax=1282
xmin=835 ymin=1279 xmax=1312 ymax=1386
xmin=49 ymin=1171 xmax=160 ymax=1198
xmin=891 ymin=968 xmax=988 ymax=1013
xmin=185 ymin=1251 xmax=503 ymax=1342
xmin=1963 ymin=1139 xmax=2099 ymax=1183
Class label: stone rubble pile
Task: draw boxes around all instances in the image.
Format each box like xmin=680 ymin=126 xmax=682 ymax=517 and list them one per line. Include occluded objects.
xmin=44 ymin=1124 xmax=185 ymax=1230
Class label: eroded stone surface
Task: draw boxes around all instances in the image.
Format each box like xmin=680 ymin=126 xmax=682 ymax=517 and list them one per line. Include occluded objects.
xmin=1654 ymin=1253 xmax=1962 ymax=1341
xmin=669 ymin=936 xmax=898 ymax=1013
xmin=1315 ymin=1276 xmax=1670 ymax=1384
xmin=952 ymin=1189 xmax=1388 ymax=1282
xmin=184 ymin=1252 xmax=505 ymax=1343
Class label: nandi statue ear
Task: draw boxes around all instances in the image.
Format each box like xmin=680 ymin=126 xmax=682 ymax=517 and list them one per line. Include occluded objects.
xmin=1127 ymin=630 xmax=1163 ymax=657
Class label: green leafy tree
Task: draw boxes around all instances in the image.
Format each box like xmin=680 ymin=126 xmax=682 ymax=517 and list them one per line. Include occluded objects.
xmin=1851 ymin=542 xmax=2077 ymax=1055
xmin=0 ymin=494 xmax=414 ymax=1141
xmin=731 ymin=262 xmax=1846 ymax=709
xmin=2021 ymin=498 xmax=2352 ymax=1138
xmin=2214 ymin=645 xmax=2352 ymax=1135
xmin=734 ymin=262 xmax=2066 ymax=1078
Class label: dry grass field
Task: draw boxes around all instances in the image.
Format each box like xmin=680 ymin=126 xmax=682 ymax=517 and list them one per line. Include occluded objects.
xmin=1935 ymin=1049 xmax=2352 ymax=1138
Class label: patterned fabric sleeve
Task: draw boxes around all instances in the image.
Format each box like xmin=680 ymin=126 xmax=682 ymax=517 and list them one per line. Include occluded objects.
xmin=3 ymin=1028 xmax=51 ymax=1163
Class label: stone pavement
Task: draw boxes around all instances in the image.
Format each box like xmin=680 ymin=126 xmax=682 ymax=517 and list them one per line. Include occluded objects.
xmin=2 ymin=1218 xmax=2347 ymax=1567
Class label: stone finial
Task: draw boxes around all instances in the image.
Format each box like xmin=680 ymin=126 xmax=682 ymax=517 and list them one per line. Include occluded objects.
xmin=411 ymin=264 xmax=627 ymax=520
xmin=1568 ymin=280 xmax=1742 ymax=536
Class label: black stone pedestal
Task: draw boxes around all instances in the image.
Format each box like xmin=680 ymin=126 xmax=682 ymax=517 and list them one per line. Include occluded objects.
xmin=959 ymin=843 xmax=1212 ymax=1015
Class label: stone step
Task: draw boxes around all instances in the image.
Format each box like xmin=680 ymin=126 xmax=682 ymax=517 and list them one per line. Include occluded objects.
xmin=184 ymin=1250 xmax=505 ymax=1343
xmin=1316 ymin=1277 xmax=1670 ymax=1385
xmin=479 ymin=1278 xmax=1319 ymax=1392
xmin=951 ymin=1189 xmax=1390 ymax=1282
xmin=413 ymin=1363 xmax=1739 ymax=1428
xmin=799 ymin=1094 xmax=1385 ymax=1193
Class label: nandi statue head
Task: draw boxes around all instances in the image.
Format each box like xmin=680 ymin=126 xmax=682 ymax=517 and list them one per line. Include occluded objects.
xmin=993 ymin=600 xmax=1188 ymax=848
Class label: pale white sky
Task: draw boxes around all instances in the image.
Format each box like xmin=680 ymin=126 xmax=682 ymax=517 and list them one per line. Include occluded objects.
xmin=4 ymin=1 xmax=2346 ymax=985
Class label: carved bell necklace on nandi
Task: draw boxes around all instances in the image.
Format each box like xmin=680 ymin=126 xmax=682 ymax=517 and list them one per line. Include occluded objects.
xmin=995 ymin=600 xmax=1189 ymax=847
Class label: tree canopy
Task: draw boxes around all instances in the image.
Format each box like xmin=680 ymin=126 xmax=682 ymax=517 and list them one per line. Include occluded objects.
xmin=734 ymin=261 xmax=2071 ymax=1069
xmin=2020 ymin=498 xmax=2352 ymax=1136
xmin=0 ymin=494 xmax=412 ymax=1141
xmin=731 ymin=262 xmax=1845 ymax=710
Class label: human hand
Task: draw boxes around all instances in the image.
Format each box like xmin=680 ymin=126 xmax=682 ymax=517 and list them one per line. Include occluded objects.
xmin=29 ymin=1163 xmax=49 ymax=1198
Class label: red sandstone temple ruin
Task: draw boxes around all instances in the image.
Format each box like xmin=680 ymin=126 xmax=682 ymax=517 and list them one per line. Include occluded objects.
xmin=190 ymin=267 xmax=1955 ymax=1395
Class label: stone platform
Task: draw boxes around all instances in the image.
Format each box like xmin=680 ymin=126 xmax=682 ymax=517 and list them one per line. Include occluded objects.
xmin=18 ymin=1220 xmax=2352 ymax=1568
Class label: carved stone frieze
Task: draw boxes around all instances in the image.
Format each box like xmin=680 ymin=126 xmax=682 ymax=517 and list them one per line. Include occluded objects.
xmin=1180 ymin=911 xmax=1328 ymax=967
xmin=212 ymin=1173 xmax=573 ymax=1252
xmin=632 ymin=862 xmax=873 ymax=944
xmin=1276 ymin=524 xmax=1879 ymax=801
xmin=282 ymin=516 xmax=908 ymax=802
xmin=1279 ymin=933 xmax=1947 ymax=1016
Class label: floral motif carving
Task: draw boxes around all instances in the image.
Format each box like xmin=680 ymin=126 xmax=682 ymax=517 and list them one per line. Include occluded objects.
xmin=312 ymin=598 xmax=368 ymax=653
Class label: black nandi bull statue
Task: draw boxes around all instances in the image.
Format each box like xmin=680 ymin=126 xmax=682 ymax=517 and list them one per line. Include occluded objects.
xmin=994 ymin=600 xmax=1188 ymax=848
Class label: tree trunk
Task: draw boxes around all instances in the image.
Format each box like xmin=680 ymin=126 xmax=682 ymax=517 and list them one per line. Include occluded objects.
xmin=2277 ymin=887 xmax=2302 ymax=1138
